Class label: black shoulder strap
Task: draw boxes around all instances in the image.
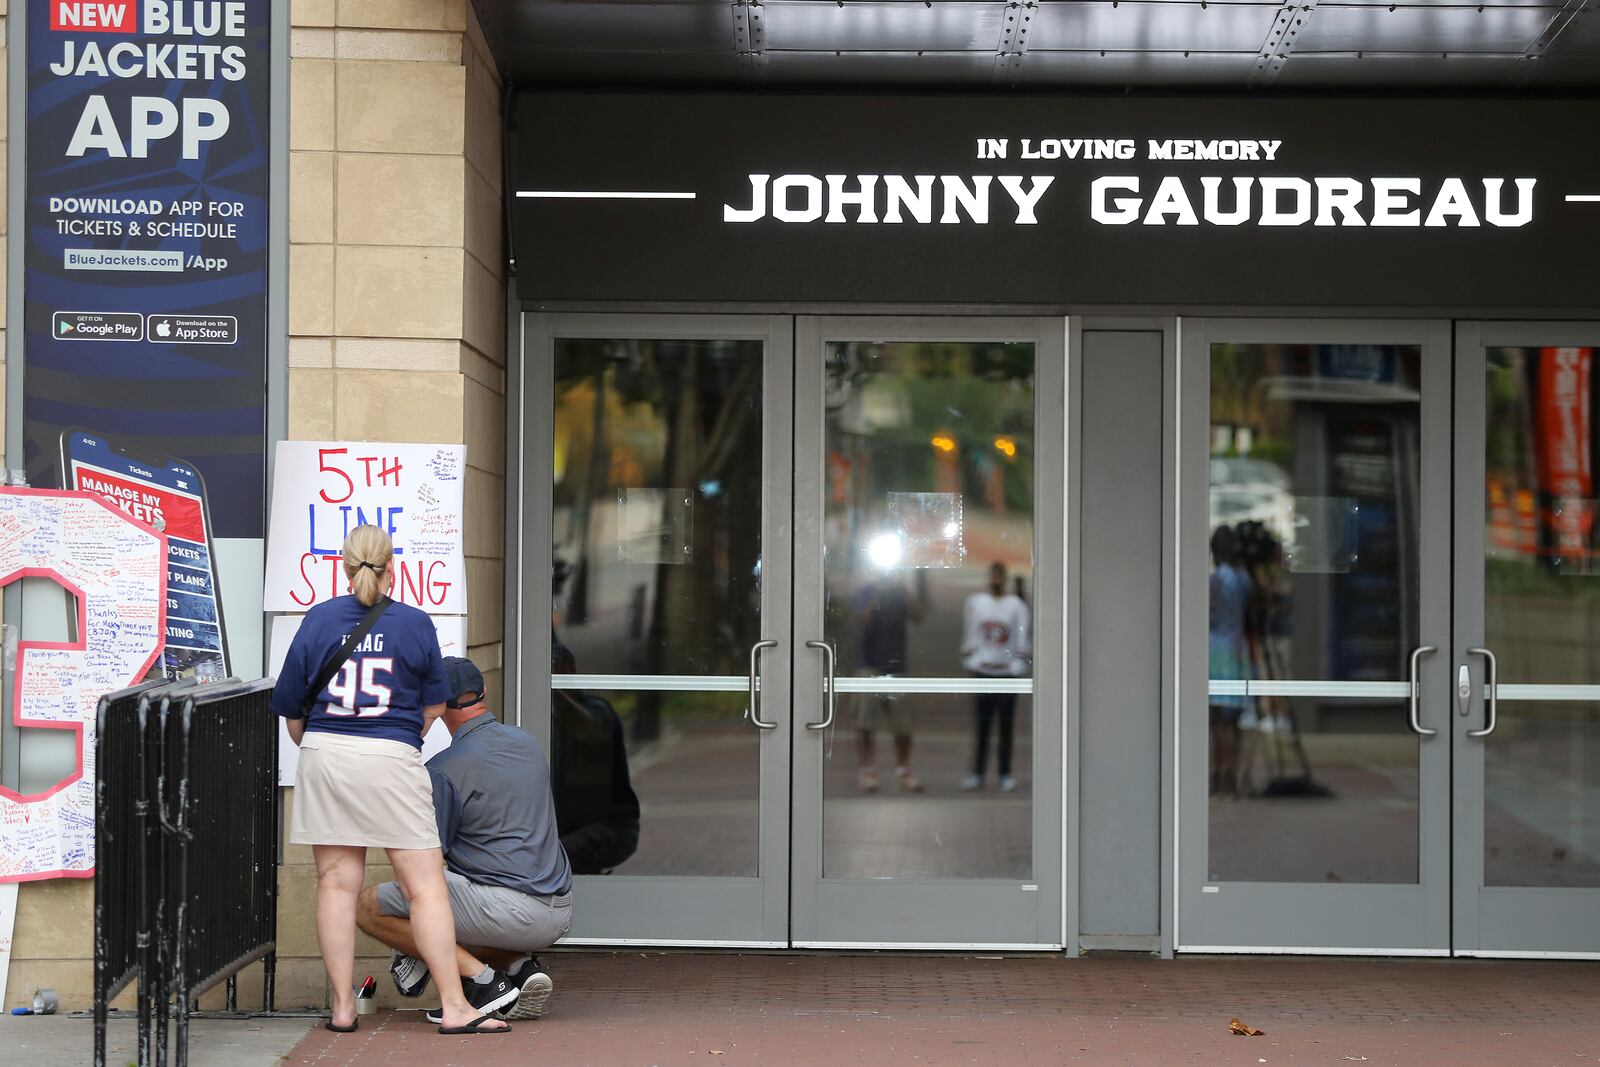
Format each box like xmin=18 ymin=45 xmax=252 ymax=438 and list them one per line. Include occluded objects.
xmin=305 ymin=596 xmax=391 ymax=710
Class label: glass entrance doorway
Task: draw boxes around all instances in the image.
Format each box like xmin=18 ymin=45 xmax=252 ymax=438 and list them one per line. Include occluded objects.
xmin=522 ymin=314 xmax=1064 ymax=948
xmin=1180 ymin=318 xmax=1600 ymax=957
xmin=1454 ymin=323 xmax=1600 ymax=957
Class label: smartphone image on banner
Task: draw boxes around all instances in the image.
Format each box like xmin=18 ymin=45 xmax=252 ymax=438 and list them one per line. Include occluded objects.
xmin=60 ymin=428 xmax=231 ymax=682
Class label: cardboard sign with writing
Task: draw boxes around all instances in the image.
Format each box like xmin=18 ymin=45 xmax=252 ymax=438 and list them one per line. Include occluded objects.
xmin=0 ymin=489 xmax=166 ymax=884
xmin=264 ymin=442 xmax=466 ymax=614
xmin=0 ymin=883 xmax=16 ymax=1010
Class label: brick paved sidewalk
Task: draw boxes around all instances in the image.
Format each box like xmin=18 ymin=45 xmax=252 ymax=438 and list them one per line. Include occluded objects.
xmin=283 ymin=952 xmax=1599 ymax=1067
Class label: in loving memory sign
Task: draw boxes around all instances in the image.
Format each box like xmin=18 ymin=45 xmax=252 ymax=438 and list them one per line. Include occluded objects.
xmin=263 ymin=442 xmax=466 ymax=614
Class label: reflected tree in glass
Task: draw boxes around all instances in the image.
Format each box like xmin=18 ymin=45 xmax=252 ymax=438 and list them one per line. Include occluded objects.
xmin=554 ymin=339 xmax=765 ymax=736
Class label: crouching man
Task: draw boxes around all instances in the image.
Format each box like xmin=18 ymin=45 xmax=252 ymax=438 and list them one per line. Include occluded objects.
xmin=357 ymin=656 xmax=573 ymax=1021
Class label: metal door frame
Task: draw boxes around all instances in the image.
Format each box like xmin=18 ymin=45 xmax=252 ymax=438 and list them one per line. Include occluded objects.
xmin=790 ymin=315 xmax=1067 ymax=950
xmin=1176 ymin=316 xmax=1455 ymax=954
xmin=516 ymin=312 xmax=794 ymax=947
xmin=1453 ymin=321 xmax=1600 ymax=960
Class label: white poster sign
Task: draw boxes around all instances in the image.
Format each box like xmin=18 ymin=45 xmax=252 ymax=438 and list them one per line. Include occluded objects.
xmin=271 ymin=614 xmax=466 ymax=786
xmin=0 ymin=490 xmax=165 ymax=883
xmin=263 ymin=441 xmax=466 ymax=614
xmin=0 ymin=882 xmax=16 ymax=1009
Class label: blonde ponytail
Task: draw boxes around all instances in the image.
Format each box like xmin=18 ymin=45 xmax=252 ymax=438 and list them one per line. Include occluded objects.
xmin=343 ymin=525 xmax=394 ymax=607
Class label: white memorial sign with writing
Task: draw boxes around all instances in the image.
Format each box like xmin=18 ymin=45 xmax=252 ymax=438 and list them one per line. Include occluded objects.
xmin=263 ymin=442 xmax=466 ymax=614
xmin=0 ymin=490 xmax=165 ymax=883
xmin=0 ymin=883 xmax=16 ymax=1011
xmin=0 ymin=883 xmax=15 ymax=1010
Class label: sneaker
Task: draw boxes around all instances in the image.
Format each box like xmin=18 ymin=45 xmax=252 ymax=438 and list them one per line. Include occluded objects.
xmin=896 ymin=769 xmax=924 ymax=793
xmin=857 ymin=767 xmax=880 ymax=793
xmin=503 ymin=957 xmax=554 ymax=1020
xmin=999 ymin=775 xmax=1018 ymax=793
xmin=423 ymin=969 xmax=518 ymax=1024
xmin=961 ymin=774 xmax=983 ymax=791
xmin=390 ymin=952 xmax=430 ymax=999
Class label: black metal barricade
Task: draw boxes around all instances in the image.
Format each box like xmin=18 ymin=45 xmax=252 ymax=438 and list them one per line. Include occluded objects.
xmin=93 ymin=677 xmax=279 ymax=1067
xmin=93 ymin=678 xmax=192 ymax=1067
xmin=164 ymin=679 xmax=280 ymax=1066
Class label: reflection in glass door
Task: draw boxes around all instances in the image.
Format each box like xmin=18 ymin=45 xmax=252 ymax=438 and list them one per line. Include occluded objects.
xmin=531 ymin=316 xmax=793 ymax=946
xmin=791 ymin=318 xmax=1064 ymax=948
xmin=1455 ymin=324 xmax=1600 ymax=957
xmin=529 ymin=314 xmax=1062 ymax=949
xmin=1179 ymin=320 xmax=1454 ymax=953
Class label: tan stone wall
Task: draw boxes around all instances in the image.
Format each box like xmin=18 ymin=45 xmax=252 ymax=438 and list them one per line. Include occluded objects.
xmin=282 ymin=0 xmax=509 ymax=1011
xmin=3 ymin=0 xmax=509 ymax=1010
xmin=287 ymin=1 xmax=506 ymax=707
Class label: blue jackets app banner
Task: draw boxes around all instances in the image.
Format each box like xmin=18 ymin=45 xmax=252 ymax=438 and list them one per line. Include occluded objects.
xmin=24 ymin=0 xmax=270 ymax=538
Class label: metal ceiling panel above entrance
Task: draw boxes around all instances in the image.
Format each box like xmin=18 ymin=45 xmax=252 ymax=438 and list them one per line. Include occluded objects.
xmin=484 ymin=0 xmax=1600 ymax=88
xmin=993 ymin=0 xmax=1037 ymax=87
xmin=1250 ymin=0 xmax=1322 ymax=89
xmin=733 ymin=1 xmax=769 ymax=83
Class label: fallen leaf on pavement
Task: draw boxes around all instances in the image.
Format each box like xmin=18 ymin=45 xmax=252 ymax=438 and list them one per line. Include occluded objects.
xmin=1230 ymin=1017 xmax=1266 ymax=1037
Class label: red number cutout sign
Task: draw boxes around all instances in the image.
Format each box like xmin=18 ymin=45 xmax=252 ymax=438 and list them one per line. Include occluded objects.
xmin=0 ymin=489 xmax=165 ymax=883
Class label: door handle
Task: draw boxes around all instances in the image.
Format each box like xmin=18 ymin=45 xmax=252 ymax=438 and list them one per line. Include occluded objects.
xmin=746 ymin=639 xmax=778 ymax=730
xmin=1466 ymin=646 xmax=1498 ymax=738
xmin=804 ymin=640 xmax=836 ymax=731
xmin=1408 ymin=645 xmax=1438 ymax=737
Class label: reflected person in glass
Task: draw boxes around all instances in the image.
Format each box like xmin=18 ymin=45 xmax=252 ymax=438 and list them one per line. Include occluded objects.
xmin=960 ymin=562 xmax=1031 ymax=792
xmin=853 ymin=566 xmax=927 ymax=793
xmin=1236 ymin=521 xmax=1300 ymax=794
xmin=1209 ymin=524 xmax=1253 ymax=800
xmin=551 ymin=641 xmax=642 ymax=874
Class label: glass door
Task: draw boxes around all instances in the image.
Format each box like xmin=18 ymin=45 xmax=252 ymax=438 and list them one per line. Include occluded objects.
xmin=1453 ymin=323 xmax=1600 ymax=958
xmin=1178 ymin=319 xmax=1455 ymax=953
xmin=790 ymin=317 xmax=1065 ymax=948
xmin=528 ymin=314 xmax=793 ymax=945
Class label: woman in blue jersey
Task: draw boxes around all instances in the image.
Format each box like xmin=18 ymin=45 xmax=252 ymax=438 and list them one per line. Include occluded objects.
xmin=272 ymin=525 xmax=510 ymax=1035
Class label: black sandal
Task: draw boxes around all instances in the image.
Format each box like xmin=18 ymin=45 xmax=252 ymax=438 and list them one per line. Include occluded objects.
xmin=437 ymin=1013 xmax=511 ymax=1035
xmin=324 ymin=1018 xmax=359 ymax=1033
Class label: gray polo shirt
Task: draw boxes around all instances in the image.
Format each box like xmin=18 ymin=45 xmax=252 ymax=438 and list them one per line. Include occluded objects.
xmin=427 ymin=713 xmax=572 ymax=897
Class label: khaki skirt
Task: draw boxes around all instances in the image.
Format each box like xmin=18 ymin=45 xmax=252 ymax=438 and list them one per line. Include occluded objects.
xmin=290 ymin=731 xmax=440 ymax=850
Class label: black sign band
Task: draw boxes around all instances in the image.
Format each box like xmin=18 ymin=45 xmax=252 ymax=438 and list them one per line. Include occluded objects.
xmin=512 ymin=93 xmax=1600 ymax=309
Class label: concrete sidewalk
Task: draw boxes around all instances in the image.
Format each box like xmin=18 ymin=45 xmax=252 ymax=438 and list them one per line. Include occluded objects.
xmin=275 ymin=952 xmax=1596 ymax=1067
xmin=0 ymin=1012 xmax=316 ymax=1066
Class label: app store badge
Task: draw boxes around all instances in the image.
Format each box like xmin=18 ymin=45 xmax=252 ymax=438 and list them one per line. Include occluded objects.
xmin=146 ymin=314 xmax=239 ymax=345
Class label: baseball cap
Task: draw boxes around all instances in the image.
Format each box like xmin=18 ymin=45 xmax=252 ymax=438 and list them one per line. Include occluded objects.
xmin=442 ymin=656 xmax=486 ymax=708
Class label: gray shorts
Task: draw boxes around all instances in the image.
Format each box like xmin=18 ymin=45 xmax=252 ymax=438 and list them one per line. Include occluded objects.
xmin=853 ymin=690 xmax=914 ymax=736
xmin=378 ymin=870 xmax=573 ymax=953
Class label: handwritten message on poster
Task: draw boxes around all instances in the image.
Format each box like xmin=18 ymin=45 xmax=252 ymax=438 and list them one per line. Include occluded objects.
xmin=0 ymin=490 xmax=165 ymax=883
xmin=270 ymin=614 xmax=465 ymax=786
xmin=263 ymin=442 xmax=466 ymax=613
xmin=0 ymin=882 xmax=15 ymax=1009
